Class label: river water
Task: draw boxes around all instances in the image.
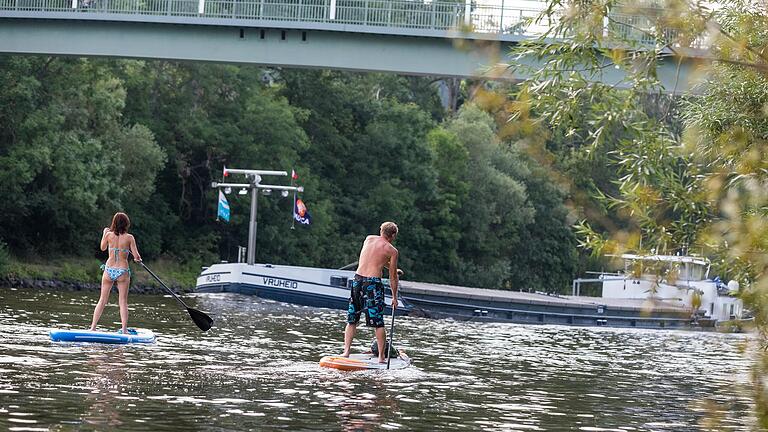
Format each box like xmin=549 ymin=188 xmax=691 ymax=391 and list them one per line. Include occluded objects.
xmin=0 ymin=288 xmax=757 ymax=431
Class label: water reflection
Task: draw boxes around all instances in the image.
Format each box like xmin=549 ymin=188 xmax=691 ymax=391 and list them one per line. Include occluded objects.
xmin=324 ymin=377 xmax=402 ymax=432
xmin=83 ymin=348 xmax=128 ymax=428
xmin=0 ymin=289 xmax=758 ymax=431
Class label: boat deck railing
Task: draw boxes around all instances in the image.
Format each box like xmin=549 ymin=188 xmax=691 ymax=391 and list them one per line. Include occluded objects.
xmin=571 ymin=277 xmax=625 ymax=296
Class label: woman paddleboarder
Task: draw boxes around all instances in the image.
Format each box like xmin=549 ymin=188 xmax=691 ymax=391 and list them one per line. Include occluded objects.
xmin=89 ymin=212 xmax=142 ymax=334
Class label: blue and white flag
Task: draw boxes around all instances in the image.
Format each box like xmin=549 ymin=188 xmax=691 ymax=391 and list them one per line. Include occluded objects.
xmin=217 ymin=190 xmax=230 ymax=222
xmin=293 ymin=196 xmax=311 ymax=226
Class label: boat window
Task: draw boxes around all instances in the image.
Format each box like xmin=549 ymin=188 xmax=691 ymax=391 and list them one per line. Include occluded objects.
xmin=730 ymin=304 xmax=734 ymax=317
xmin=690 ymin=264 xmax=704 ymax=281
xmin=330 ymin=276 xmax=348 ymax=288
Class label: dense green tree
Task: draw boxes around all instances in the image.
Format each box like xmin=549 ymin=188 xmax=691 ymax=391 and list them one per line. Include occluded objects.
xmin=507 ymin=155 xmax=578 ymax=292
xmin=445 ymin=106 xmax=535 ymax=288
xmin=423 ymin=127 xmax=470 ymax=279
xmin=280 ymin=70 xmax=452 ymax=277
xmin=0 ymin=57 xmax=163 ymax=255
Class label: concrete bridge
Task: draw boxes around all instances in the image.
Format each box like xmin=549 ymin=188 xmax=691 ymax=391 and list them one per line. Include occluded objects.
xmin=0 ymin=0 xmax=704 ymax=92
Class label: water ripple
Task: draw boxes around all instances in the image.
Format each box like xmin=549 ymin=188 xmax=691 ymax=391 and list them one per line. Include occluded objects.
xmin=0 ymin=289 xmax=757 ymax=431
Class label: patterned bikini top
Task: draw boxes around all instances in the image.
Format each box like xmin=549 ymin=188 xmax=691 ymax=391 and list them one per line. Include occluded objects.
xmin=109 ymin=235 xmax=130 ymax=263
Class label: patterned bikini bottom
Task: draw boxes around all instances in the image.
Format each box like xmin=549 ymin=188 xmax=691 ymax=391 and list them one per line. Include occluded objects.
xmin=101 ymin=264 xmax=130 ymax=281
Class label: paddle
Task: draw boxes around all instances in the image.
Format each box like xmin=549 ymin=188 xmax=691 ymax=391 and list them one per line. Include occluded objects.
xmin=137 ymin=261 xmax=214 ymax=332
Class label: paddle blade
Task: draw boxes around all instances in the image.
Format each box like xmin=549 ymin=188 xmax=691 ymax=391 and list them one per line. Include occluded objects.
xmin=188 ymin=307 xmax=214 ymax=331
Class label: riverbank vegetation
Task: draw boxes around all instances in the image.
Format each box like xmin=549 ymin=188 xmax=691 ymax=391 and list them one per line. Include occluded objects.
xmin=2 ymin=255 xmax=198 ymax=288
xmin=0 ymin=58 xmax=578 ymax=292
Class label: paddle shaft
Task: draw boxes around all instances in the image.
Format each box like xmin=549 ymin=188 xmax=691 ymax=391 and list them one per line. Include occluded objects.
xmin=385 ymin=269 xmax=403 ymax=370
xmin=138 ymin=261 xmax=191 ymax=310
xmin=387 ymin=303 xmax=396 ymax=370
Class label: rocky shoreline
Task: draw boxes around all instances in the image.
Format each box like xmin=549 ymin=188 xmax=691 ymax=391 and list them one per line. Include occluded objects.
xmin=1 ymin=276 xmax=193 ymax=295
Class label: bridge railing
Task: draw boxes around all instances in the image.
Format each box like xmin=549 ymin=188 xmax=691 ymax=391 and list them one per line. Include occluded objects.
xmin=608 ymin=9 xmax=708 ymax=49
xmin=0 ymin=0 xmax=708 ymax=48
xmin=0 ymin=0 xmax=549 ymax=34
xmin=205 ymin=0 xmax=329 ymax=22
xmin=335 ymin=0 xmax=458 ymax=29
xmin=7 ymin=0 xmax=70 ymax=11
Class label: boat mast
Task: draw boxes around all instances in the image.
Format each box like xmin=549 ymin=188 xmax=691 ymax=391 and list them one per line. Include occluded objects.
xmin=212 ymin=168 xmax=304 ymax=266
xmin=248 ymin=184 xmax=258 ymax=265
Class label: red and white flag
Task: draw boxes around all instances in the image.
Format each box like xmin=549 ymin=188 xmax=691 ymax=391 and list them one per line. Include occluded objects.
xmin=291 ymin=169 xmax=298 ymax=180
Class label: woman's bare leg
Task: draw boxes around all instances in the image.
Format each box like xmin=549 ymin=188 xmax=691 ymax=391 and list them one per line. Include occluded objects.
xmin=90 ymin=272 xmax=113 ymax=330
xmin=117 ymin=276 xmax=130 ymax=333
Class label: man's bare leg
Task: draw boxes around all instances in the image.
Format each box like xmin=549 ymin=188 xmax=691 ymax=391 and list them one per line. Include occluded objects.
xmin=375 ymin=327 xmax=387 ymax=363
xmin=341 ymin=323 xmax=356 ymax=357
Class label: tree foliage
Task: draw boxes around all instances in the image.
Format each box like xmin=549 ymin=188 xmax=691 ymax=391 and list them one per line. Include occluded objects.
xmin=0 ymin=62 xmax=577 ymax=292
xmin=504 ymin=0 xmax=768 ymax=424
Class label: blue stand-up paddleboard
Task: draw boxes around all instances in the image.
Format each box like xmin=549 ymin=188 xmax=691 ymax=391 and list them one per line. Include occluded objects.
xmin=49 ymin=329 xmax=156 ymax=344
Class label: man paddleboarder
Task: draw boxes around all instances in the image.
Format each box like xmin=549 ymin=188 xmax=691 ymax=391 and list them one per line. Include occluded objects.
xmin=341 ymin=221 xmax=399 ymax=363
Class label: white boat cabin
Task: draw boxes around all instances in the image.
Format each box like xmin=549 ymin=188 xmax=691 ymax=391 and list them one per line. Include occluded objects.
xmin=600 ymin=254 xmax=743 ymax=322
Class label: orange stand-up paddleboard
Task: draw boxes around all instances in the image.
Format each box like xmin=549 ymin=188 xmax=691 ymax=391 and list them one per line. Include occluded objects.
xmin=319 ymin=353 xmax=412 ymax=371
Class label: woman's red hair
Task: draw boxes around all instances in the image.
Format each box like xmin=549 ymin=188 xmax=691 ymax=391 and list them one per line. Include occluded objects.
xmin=110 ymin=212 xmax=130 ymax=235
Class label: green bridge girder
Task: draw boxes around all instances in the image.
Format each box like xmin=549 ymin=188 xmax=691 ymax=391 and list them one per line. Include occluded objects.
xmin=0 ymin=5 xmax=707 ymax=92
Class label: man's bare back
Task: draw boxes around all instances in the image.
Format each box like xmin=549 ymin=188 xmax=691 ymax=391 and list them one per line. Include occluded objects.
xmin=356 ymin=235 xmax=397 ymax=278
